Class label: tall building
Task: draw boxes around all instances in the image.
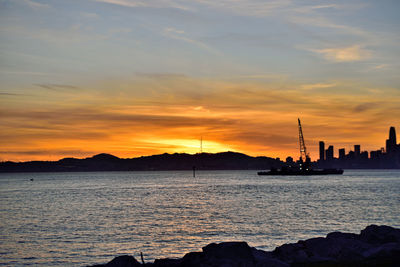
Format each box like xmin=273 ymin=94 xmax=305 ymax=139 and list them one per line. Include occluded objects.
xmin=386 ymin=126 xmax=397 ymax=154
xmin=354 ymin=145 xmax=360 ymax=157
xmin=326 ymin=145 xmax=334 ymax=161
xmin=390 ymin=127 xmax=397 ymax=143
xmin=339 ymin=148 xmax=345 ymax=159
xmin=319 ymin=141 xmax=325 ymax=161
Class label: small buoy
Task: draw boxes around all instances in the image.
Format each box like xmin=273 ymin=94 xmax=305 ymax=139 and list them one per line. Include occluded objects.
xmin=30 ymin=178 xmax=34 ymax=181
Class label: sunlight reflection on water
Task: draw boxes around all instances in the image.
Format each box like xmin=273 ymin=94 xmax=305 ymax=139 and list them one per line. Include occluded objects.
xmin=0 ymin=170 xmax=399 ymax=265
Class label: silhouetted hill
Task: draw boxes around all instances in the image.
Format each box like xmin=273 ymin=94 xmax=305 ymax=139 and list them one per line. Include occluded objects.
xmin=88 ymin=153 xmax=121 ymax=161
xmin=0 ymin=152 xmax=283 ymax=172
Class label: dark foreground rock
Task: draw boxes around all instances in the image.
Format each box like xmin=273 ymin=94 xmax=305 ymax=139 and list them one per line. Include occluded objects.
xmin=90 ymin=225 xmax=400 ymax=267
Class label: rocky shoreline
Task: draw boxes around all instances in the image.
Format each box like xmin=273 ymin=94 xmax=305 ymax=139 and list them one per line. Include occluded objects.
xmin=90 ymin=225 xmax=400 ymax=267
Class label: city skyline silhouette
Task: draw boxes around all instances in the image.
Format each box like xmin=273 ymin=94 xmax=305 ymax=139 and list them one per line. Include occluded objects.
xmin=1 ymin=125 xmax=399 ymax=171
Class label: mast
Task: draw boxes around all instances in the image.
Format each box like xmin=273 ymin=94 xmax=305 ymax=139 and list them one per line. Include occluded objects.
xmin=298 ymin=118 xmax=308 ymax=162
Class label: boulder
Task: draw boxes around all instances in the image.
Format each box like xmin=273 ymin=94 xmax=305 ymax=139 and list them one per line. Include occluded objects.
xmin=153 ymin=258 xmax=182 ymax=267
xmin=360 ymin=224 xmax=400 ymax=244
xmin=202 ymin=242 xmax=254 ymax=261
xmin=89 ymin=225 xmax=400 ymax=267
xmin=251 ymin=248 xmax=288 ymax=267
xmin=362 ymin=242 xmax=400 ymax=262
xmin=178 ymin=242 xmax=255 ymax=266
xmin=92 ymin=255 xmax=141 ymax=267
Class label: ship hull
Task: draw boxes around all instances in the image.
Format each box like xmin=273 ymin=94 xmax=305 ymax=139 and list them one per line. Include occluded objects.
xmin=257 ymin=169 xmax=344 ymax=175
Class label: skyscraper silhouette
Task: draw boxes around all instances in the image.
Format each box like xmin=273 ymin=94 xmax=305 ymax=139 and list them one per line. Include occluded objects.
xmin=339 ymin=148 xmax=345 ymax=159
xmin=390 ymin=127 xmax=397 ymax=143
xmin=355 ymin=145 xmax=360 ymax=157
xmin=326 ymin=145 xmax=334 ymax=161
xmin=316 ymin=126 xmax=399 ymax=169
xmin=319 ymin=141 xmax=325 ymax=161
xmin=386 ymin=127 xmax=397 ymax=154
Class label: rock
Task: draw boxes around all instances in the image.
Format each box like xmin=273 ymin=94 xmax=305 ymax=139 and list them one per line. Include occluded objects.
xmin=273 ymin=225 xmax=400 ymax=265
xmin=89 ymin=255 xmax=142 ymax=267
xmin=251 ymin=248 xmax=288 ymax=267
xmin=273 ymin=241 xmax=310 ymax=263
xmin=177 ymin=242 xmax=256 ymax=266
xmin=326 ymin=231 xmax=358 ymax=240
xmin=202 ymin=242 xmax=254 ymax=262
xmin=153 ymin=258 xmax=182 ymax=267
xmin=360 ymin=224 xmax=400 ymax=244
xmin=180 ymin=251 xmax=207 ymax=266
xmin=89 ymin=225 xmax=400 ymax=267
xmin=362 ymin=242 xmax=400 ymax=263
xmin=105 ymin=255 xmax=141 ymax=267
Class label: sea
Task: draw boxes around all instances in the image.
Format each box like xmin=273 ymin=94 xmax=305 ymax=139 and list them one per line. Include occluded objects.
xmin=0 ymin=170 xmax=399 ymax=266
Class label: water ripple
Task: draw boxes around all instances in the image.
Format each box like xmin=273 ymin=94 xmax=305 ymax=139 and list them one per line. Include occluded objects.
xmin=0 ymin=170 xmax=399 ymax=265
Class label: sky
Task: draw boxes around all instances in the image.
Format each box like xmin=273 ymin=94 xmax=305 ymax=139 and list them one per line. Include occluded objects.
xmin=1 ymin=0 xmax=400 ymax=162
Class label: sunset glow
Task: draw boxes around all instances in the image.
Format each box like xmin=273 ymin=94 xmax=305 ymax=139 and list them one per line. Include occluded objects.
xmin=1 ymin=0 xmax=399 ymax=162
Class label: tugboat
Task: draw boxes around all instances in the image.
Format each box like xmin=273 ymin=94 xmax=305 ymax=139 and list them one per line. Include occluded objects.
xmin=257 ymin=166 xmax=344 ymax=176
xmin=258 ymin=119 xmax=343 ymax=176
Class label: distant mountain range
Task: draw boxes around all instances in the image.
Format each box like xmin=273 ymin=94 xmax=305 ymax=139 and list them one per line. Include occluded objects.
xmin=0 ymin=152 xmax=284 ymax=172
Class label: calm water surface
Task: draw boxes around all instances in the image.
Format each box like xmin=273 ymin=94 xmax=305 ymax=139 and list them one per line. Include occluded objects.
xmin=0 ymin=170 xmax=399 ymax=266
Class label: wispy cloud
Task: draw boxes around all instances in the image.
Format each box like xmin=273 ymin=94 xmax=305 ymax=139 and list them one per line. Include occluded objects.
xmin=293 ymin=3 xmax=366 ymax=14
xmin=294 ymin=4 xmax=341 ymax=13
xmin=1 ymin=1 xmax=399 ymax=161
xmin=192 ymin=0 xmax=292 ymax=16
xmin=20 ymin=0 xmax=50 ymax=9
xmin=0 ymin=24 xmax=107 ymax=44
xmin=34 ymin=84 xmax=79 ymax=91
xmin=3 ymin=74 xmax=400 ymax=160
xmin=0 ymin=149 xmax=95 ymax=157
xmin=162 ymin=27 xmax=220 ymax=55
xmin=93 ymin=0 xmax=293 ymax=16
xmin=311 ymin=45 xmax=371 ymax=62
xmin=0 ymin=70 xmax=51 ymax=76
xmin=164 ymin=27 xmax=185 ymax=34
xmin=353 ymin=102 xmax=382 ymax=113
xmin=372 ymin=64 xmax=389 ymax=70
xmin=289 ymin=15 xmax=371 ymax=38
xmin=300 ymin=83 xmax=336 ymax=90
xmin=93 ymin=0 xmax=191 ymax=10
xmin=81 ymin=12 xmax=100 ymax=19
xmin=0 ymin=92 xmax=23 ymax=96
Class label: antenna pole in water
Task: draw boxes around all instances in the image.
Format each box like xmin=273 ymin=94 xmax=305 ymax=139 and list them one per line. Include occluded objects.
xmin=140 ymin=252 xmax=145 ymax=264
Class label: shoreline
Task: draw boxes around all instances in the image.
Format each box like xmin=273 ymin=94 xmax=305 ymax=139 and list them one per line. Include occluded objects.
xmin=90 ymin=224 xmax=400 ymax=267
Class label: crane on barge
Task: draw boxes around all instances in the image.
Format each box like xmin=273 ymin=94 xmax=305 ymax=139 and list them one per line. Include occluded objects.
xmin=298 ymin=118 xmax=308 ymax=162
xmin=257 ymin=119 xmax=343 ymax=175
xmin=298 ymin=118 xmax=311 ymax=170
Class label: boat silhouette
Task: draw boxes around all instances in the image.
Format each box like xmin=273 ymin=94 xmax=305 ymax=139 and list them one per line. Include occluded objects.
xmin=257 ymin=166 xmax=343 ymax=176
xmin=258 ymin=119 xmax=343 ymax=176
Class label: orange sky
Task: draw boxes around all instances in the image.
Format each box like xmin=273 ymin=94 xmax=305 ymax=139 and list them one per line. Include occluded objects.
xmin=1 ymin=75 xmax=399 ymax=162
xmin=1 ymin=1 xmax=400 ymax=162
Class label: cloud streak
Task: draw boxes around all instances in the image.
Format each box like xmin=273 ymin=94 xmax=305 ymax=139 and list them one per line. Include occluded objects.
xmin=20 ymin=0 xmax=50 ymax=9
xmin=1 ymin=75 xmax=399 ymax=161
xmin=34 ymin=84 xmax=79 ymax=91
xmin=311 ymin=45 xmax=371 ymax=62
xmin=162 ymin=27 xmax=220 ymax=55
xmin=93 ymin=0 xmax=191 ymax=10
xmin=1 ymin=1 xmax=399 ymax=161
xmin=300 ymin=83 xmax=336 ymax=90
